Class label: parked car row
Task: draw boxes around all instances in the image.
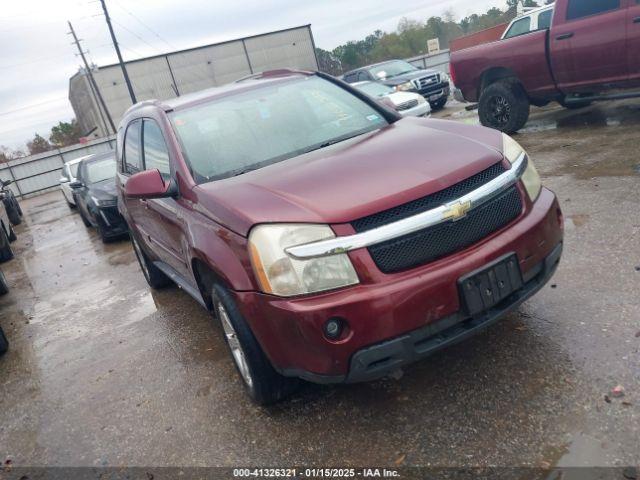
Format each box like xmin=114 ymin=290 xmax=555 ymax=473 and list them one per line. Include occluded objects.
xmin=0 ymin=178 xmax=23 ymax=357
xmin=59 ymin=152 xmax=128 ymax=243
xmin=111 ymin=69 xmax=562 ymax=405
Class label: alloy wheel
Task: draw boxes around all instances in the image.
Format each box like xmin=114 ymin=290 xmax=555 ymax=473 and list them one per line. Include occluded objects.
xmin=218 ymin=303 xmax=253 ymax=388
xmin=488 ymin=95 xmax=511 ymax=127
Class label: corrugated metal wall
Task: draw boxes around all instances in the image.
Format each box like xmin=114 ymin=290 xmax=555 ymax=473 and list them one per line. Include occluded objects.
xmin=69 ymin=25 xmax=318 ymax=138
xmin=0 ymin=137 xmax=116 ymax=198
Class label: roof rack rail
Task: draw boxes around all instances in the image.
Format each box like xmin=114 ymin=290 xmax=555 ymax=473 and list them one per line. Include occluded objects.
xmin=235 ymin=68 xmax=314 ymax=83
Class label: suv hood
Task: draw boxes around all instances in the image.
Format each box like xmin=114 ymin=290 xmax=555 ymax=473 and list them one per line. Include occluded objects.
xmin=195 ymin=118 xmax=505 ymax=236
xmin=381 ymin=68 xmax=441 ymax=87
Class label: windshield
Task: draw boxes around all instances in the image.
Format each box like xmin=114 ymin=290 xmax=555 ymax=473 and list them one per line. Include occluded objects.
xmin=355 ymin=82 xmax=394 ymax=98
xmin=369 ymin=60 xmax=418 ymax=79
xmin=169 ymin=76 xmax=388 ymax=183
xmin=85 ymin=157 xmax=116 ymax=184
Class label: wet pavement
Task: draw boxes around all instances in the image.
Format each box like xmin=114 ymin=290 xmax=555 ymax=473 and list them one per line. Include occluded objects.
xmin=0 ymin=99 xmax=639 ymax=471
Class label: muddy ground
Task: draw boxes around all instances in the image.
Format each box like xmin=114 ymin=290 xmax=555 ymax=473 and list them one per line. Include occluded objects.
xmin=0 ymin=99 xmax=639 ymax=473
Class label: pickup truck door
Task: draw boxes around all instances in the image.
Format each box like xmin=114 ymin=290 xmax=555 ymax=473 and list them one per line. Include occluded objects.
xmin=628 ymin=0 xmax=640 ymax=84
xmin=550 ymin=0 xmax=628 ymax=91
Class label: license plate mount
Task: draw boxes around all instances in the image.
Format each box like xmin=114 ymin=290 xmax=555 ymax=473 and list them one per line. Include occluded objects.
xmin=458 ymin=254 xmax=523 ymax=317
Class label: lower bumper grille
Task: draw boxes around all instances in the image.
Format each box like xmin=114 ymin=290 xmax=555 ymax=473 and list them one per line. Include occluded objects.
xmin=396 ymin=99 xmax=419 ymax=111
xmin=354 ymin=178 xmax=523 ymax=274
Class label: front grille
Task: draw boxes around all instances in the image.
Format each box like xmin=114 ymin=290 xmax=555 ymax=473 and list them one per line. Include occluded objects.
xmin=396 ymin=99 xmax=419 ymax=111
xmin=352 ymin=162 xmax=523 ymax=274
xmin=416 ymin=74 xmax=440 ymax=90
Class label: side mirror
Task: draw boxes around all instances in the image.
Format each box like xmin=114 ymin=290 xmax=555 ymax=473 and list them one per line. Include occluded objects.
xmin=69 ymin=181 xmax=84 ymax=189
xmin=125 ymin=169 xmax=176 ymax=199
xmin=59 ymin=176 xmax=69 ymax=184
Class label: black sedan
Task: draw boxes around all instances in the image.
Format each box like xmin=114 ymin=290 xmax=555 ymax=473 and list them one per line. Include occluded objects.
xmin=70 ymin=152 xmax=128 ymax=242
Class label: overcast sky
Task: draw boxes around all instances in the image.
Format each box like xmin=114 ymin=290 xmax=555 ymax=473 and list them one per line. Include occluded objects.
xmin=0 ymin=0 xmax=504 ymax=151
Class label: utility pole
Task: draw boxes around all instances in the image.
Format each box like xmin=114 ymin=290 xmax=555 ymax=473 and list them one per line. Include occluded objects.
xmin=67 ymin=21 xmax=116 ymax=135
xmin=99 ymin=0 xmax=137 ymax=104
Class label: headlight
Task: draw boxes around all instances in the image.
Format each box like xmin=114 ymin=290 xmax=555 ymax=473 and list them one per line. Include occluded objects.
xmin=91 ymin=196 xmax=117 ymax=207
xmin=502 ymin=133 xmax=541 ymax=201
xmin=248 ymin=224 xmax=359 ymax=297
xmin=394 ymin=81 xmax=414 ymax=92
xmin=440 ymin=72 xmax=449 ymax=83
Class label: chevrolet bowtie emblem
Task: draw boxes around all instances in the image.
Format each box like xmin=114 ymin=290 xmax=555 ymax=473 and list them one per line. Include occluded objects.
xmin=444 ymin=200 xmax=472 ymax=221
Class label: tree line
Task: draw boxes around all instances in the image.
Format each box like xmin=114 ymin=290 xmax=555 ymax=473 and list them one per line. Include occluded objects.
xmin=0 ymin=119 xmax=84 ymax=163
xmin=316 ymin=0 xmax=549 ymax=75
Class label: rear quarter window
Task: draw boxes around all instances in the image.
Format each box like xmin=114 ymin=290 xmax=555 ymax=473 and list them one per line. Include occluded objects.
xmin=566 ymin=0 xmax=620 ymax=20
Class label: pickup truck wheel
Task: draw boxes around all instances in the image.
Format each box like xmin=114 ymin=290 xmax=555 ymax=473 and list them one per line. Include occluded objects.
xmin=0 ymin=326 xmax=7 ymax=356
xmin=131 ymin=236 xmax=172 ymax=289
xmin=479 ymin=80 xmax=530 ymax=133
xmin=0 ymin=227 xmax=14 ymax=263
xmin=429 ymin=97 xmax=448 ymax=111
xmin=212 ymin=284 xmax=299 ymax=405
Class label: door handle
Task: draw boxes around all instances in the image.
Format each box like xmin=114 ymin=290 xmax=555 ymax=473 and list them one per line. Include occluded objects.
xmin=556 ymin=32 xmax=574 ymax=40
xmin=634 ymin=17 xmax=640 ymax=24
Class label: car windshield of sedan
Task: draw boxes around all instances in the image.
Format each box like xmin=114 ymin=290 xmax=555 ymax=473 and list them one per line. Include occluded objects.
xmin=169 ymin=76 xmax=389 ymax=183
xmin=355 ymin=82 xmax=394 ymax=98
xmin=85 ymin=157 xmax=116 ymax=184
xmin=369 ymin=60 xmax=418 ymax=79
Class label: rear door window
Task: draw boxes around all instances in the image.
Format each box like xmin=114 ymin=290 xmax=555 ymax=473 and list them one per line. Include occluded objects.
xmin=123 ymin=120 xmax=142 ymax=175
xmin=537 ymin=9 xmax=553 ymax=29
xmin=566 ymin=0 xmax=620 ymax=20
xmin=142 ymin=120 xmax=171 ymax=180
xmin=504 ymin=17 xmax=532 ymax=38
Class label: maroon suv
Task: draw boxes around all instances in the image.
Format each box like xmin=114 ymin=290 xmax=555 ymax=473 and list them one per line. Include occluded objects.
xmin=116 ymin=70 xmax=563 ymax=404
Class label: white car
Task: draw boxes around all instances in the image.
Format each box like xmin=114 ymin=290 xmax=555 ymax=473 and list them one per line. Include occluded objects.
xmin=352 ymin=81 xmax=431 ymax=118
xmin=59 ymin=155 xmax=92 ymax=208
xmin=501 ymin=4 xmax=554 ymax=40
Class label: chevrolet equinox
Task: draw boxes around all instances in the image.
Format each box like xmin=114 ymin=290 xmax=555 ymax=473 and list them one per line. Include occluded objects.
xmin=116 ymin=70 xmax=563 ymax=405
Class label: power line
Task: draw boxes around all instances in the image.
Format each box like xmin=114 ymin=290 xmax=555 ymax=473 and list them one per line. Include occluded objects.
xmin=110 ymin=0 xmax=176 ymax=50
xmin=111 ymin=18 xmax=164 ymax=54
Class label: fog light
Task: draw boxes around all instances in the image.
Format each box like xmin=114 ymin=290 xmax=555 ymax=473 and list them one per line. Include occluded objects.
xmin=324 ymin=317 xmax=343 ymax=340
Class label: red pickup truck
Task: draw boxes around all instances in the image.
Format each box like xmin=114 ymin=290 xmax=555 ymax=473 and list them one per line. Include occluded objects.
xmin=117 ymin=70 xmax=563 ymax=404
xmin=450 ymin=0 xmax=640 ymax=133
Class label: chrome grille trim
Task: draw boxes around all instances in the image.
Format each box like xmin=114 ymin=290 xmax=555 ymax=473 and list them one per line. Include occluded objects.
xmin=285 ymin=153 xmax=528 ymax=260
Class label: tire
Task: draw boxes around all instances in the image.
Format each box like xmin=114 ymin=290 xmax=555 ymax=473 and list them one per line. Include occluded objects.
xmin=131 ymin=235 xmax=172 ymax=289
xmin=78 ymin=207 xmax=92 ymax=227
xmin=4 ymin=201 xmax=21 ymax=226
xmin=0 ymin=269 xmax=8 ymax=295
xmin=67 ymin=199 xmax=77 ymax=210
xmin=479 ymin=79 xmax=530 ymax=133
xmin=0 ymin=227 xmax=13 ymax=263
xmin=212 ymin=284 xmax=299 ymax=405
xmin=0 ymin=326 xmax=7 ymax=356
xmin=8 ymin=226 xmax=16 ymax=243
xmin=429 ymin=97 xmax=448 ymax=111
xmin=97 ymin=219 xmax=110 ymax=244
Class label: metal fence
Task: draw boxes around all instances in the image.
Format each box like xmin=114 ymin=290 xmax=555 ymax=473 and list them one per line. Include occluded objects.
xmin=406 ymin=49 xmax=451 ymax=75
xmin=0 ymin=136 xmax=116 ymax=198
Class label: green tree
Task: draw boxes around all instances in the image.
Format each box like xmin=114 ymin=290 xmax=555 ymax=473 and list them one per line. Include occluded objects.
xmin=49 ymin=119 xmax=83 ymax=147
xmin=27 ymin=134 xmax=52 ymax=155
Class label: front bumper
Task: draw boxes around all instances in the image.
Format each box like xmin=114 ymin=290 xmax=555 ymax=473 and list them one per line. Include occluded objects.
xmin=453 ymin=87 xmax=466 ymax=103
xmin=399 ymin=102 xmax=431 ymax=118
xmin=235 ymin=187 xmax=563 ymax=382
xmin=416 ymin=81 xmax=450 ymax=101
xmin=97 ymin=206 xmax=128 ymax=238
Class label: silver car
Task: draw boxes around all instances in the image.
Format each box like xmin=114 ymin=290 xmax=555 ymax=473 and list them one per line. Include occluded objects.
xmin=60 ymin=155 xmax=91 ymax=208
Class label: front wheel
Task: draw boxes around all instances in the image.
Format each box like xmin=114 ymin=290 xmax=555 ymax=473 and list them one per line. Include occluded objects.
xmin=212 ymin=284 xmax=299 ymax=405
xmin=479 ymin=80 xmax=530 ymax=133
xmin=78 ymin=206 xmax=92 ymax=227
xmin=429 ymin=97 xmax=448 ymax=111
xmin=131 ymin=235 xmax=172 ymax=289
xmin=0 ymin=326 xmax=7 ymax=356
